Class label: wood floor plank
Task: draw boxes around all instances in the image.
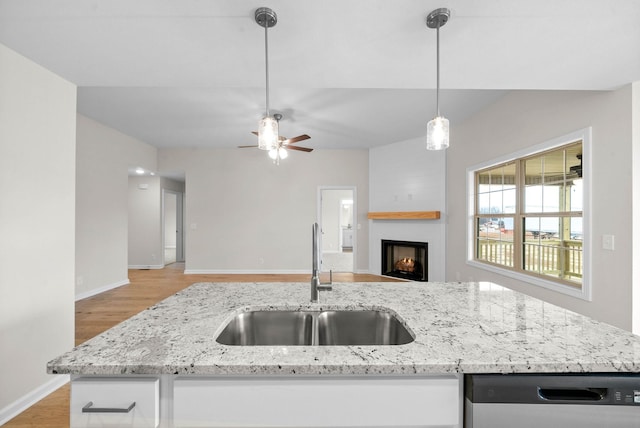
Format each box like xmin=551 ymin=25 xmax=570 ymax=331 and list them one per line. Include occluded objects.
xmin=2 ymin=265 xmax=399 ymax=427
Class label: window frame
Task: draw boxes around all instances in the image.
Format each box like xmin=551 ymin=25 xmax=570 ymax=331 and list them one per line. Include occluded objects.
xmin=466 ymin=128 xmax=592 ymax=301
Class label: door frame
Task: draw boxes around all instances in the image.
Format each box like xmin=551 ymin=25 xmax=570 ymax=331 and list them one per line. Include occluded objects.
xmin=317 ymin=186 xmax=357 ymax=272
xmin=162 ymin=188 xmax=185 ymax=265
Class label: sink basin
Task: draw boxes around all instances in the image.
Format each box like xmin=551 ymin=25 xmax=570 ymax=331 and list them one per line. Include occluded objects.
xmin=216 ymin=308 xmax=414 ymax=346
xmin=317 ymin=310 xmax=414 ymax=346
xmin=215 ymin=311 xmax=313 ymax=346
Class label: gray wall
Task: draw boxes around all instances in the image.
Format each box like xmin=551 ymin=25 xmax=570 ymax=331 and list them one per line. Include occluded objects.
xmin=446 ymin=88 xmax=634 ymax=330
xmin=76 ymin=114 xmax=157 ymax=298
xmin=0 ymin=43 xmax=76 ymax=419
xmin=159 ymin=148 xmax=369 ymax=273
xmin=369 ymin=136 xmax=447 ymax=281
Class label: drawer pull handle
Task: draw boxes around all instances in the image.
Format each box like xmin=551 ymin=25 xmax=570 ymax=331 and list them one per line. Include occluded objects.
xmin=82 ymin=401 xmax=136 ymax=413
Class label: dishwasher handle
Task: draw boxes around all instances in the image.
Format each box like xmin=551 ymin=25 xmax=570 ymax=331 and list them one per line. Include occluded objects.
xmin=538 ymin=387 xmax=607 ymax=402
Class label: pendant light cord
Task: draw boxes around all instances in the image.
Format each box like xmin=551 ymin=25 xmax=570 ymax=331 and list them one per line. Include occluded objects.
xmin=264 ymin=22 xmax=270 ymax=117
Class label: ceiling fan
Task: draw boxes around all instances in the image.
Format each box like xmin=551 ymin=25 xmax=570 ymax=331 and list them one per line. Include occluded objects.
xmin=238 ymin=113 xmax=313 ymax=163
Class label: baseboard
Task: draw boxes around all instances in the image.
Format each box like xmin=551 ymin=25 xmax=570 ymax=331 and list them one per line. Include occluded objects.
xmin=183 ymin=269 xmax=309 ymax=275
xmin=183 ymin=269 xmax=373 ymax=275
xmin=128 ymin=264 xmax=164 ymax=270
xmin=75 ymin=279 xmax=129 ymax=301
xmin=0 ymin=375 xmax=69 ymax=426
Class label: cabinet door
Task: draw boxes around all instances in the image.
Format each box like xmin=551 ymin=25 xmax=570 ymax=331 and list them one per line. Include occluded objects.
xmin=71 ymin=377 xmax=159 ymax=428
xmin=174 ymin=376 xmax=460 ymax=427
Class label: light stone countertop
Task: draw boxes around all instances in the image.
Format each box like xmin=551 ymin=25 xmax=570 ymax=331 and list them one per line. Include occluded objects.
xmin=47 ymin=281 xmax=640 ymax=375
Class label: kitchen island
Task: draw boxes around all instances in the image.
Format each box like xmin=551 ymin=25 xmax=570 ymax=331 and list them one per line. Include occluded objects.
xmin=48 ymin=281 xmax=640 ymax=427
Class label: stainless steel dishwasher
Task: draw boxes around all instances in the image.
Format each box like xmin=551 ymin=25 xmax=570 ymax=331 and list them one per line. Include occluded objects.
xmin=465 ymin=374 xmax=640 ymax=428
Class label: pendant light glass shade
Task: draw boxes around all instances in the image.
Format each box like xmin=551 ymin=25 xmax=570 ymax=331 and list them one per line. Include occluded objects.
xmin=426 ymin=116 xmax=449 ymax=150
xmin=258 ymin=115 xmax=279 ymax=150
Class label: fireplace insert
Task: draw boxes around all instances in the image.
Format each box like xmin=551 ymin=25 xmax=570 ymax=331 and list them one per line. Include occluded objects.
xmin=381 ymin=240 xmax=428 ymax=281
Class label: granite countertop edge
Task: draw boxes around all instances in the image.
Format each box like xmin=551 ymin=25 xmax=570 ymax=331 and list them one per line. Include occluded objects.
xmin=47 ymin=281 xmax=640 ymax=376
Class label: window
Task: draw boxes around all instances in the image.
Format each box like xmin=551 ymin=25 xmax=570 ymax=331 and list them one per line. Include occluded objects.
xmin=468 ymin=129 xmax=590 ymax=299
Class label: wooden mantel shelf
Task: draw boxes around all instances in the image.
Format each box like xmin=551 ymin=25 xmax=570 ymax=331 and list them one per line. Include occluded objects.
xmin=367 ymin=211 xmax=441 ymax=220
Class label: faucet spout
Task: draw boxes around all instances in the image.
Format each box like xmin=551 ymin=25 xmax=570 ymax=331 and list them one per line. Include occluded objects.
xmin=311 ymin=222 xmax=332 ymax=303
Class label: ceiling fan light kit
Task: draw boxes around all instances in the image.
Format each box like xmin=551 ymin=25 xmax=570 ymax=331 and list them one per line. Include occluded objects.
xmin=256 ymin=7 xmax=279 ymax=151
xmin=426 ymin=7 xmax=451 ymax=151
xmin=239 ymin=112 xmax=314 ymax=164
xmin=269 ymin=147 xmax=288 ymax=161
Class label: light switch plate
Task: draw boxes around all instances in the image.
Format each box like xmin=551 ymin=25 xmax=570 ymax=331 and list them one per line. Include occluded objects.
xmin=602 ymin=234 xmax=615 ymax=250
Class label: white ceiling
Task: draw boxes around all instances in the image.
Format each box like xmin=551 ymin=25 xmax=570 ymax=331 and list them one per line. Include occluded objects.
xmin=1 ymin=0 xmax=639 ymax=150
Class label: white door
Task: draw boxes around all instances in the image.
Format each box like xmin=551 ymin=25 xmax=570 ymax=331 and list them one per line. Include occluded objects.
xmin=162 ymin=190 xmax=185 ymax=265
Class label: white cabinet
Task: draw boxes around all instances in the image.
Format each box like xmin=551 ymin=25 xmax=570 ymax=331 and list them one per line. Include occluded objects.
xmin=71 ymin=377 xmax=159 ymax=428
xmin=173 ymin=375 xmax=461 ymax=427
xmin=69 ymin=374 xmax=461 ymax=427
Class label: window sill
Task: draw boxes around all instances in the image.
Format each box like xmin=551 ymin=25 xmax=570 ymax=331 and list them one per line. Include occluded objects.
xmin=466 ymin=259 xmax=591 ymax=301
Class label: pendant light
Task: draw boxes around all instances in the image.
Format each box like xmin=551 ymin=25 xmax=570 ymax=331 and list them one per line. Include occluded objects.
xmin=255 ymin=7 xmax=278 ymax=150
xmin=426 ymin=8 xmax=450 ymax=151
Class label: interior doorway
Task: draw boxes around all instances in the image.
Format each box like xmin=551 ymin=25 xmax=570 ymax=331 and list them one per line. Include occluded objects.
xmin=318 ymin=187 xmax=356 ymax=273
xmin=162 ymin=189 xmax=184 ymax=265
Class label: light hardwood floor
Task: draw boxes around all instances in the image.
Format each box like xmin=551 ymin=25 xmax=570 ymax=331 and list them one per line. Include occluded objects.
xmin=3 ymin=264 xmax=398 ymax=427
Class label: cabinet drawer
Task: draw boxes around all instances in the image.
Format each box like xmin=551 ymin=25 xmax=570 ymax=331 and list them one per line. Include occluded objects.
xmin=174 ymin=376 xmax=460 ymax=427
xmin=71 ymin=377 xmax=159 ymax=428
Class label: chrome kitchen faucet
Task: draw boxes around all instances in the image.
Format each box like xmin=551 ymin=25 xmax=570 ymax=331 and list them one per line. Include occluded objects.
xmin=311 ymin=222 xmax=332 ymax=303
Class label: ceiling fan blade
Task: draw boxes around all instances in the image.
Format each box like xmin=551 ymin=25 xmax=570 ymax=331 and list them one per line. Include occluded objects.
xmin=238 ymin=145 xmax=258 ymax=148
xmin=251 ymin=131 xmax=259 ymax=136
xmin=287 ymin=146 xmax=313 ymax=152
xmin=283 ymin=134 xmax=310 ymax=145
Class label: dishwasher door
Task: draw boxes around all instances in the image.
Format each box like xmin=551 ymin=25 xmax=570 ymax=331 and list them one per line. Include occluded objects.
xmin=465 ymin=374 xmax=640 ymax=428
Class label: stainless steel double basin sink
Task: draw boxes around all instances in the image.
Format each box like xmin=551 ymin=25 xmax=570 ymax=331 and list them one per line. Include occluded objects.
xmin=216 ymin=308 xmax=414 ymax=346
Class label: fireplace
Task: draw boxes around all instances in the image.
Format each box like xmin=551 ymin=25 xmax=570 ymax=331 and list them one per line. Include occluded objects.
xmin=381 ymin=240 xmax=428 ymax=281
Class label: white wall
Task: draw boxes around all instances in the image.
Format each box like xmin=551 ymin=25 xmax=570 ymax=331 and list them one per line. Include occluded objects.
xmin=76 ymin=114 xmax=157 ymax=298
xmin=0 ymin=43 xmax=76 ymax=420
xmin=158 ymin=148 xmax=369 ymax=273
xmin=369 ymin=137 xmax=447 ymax=281
xmin=447 ymin=88 xmax=634 ymax=330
